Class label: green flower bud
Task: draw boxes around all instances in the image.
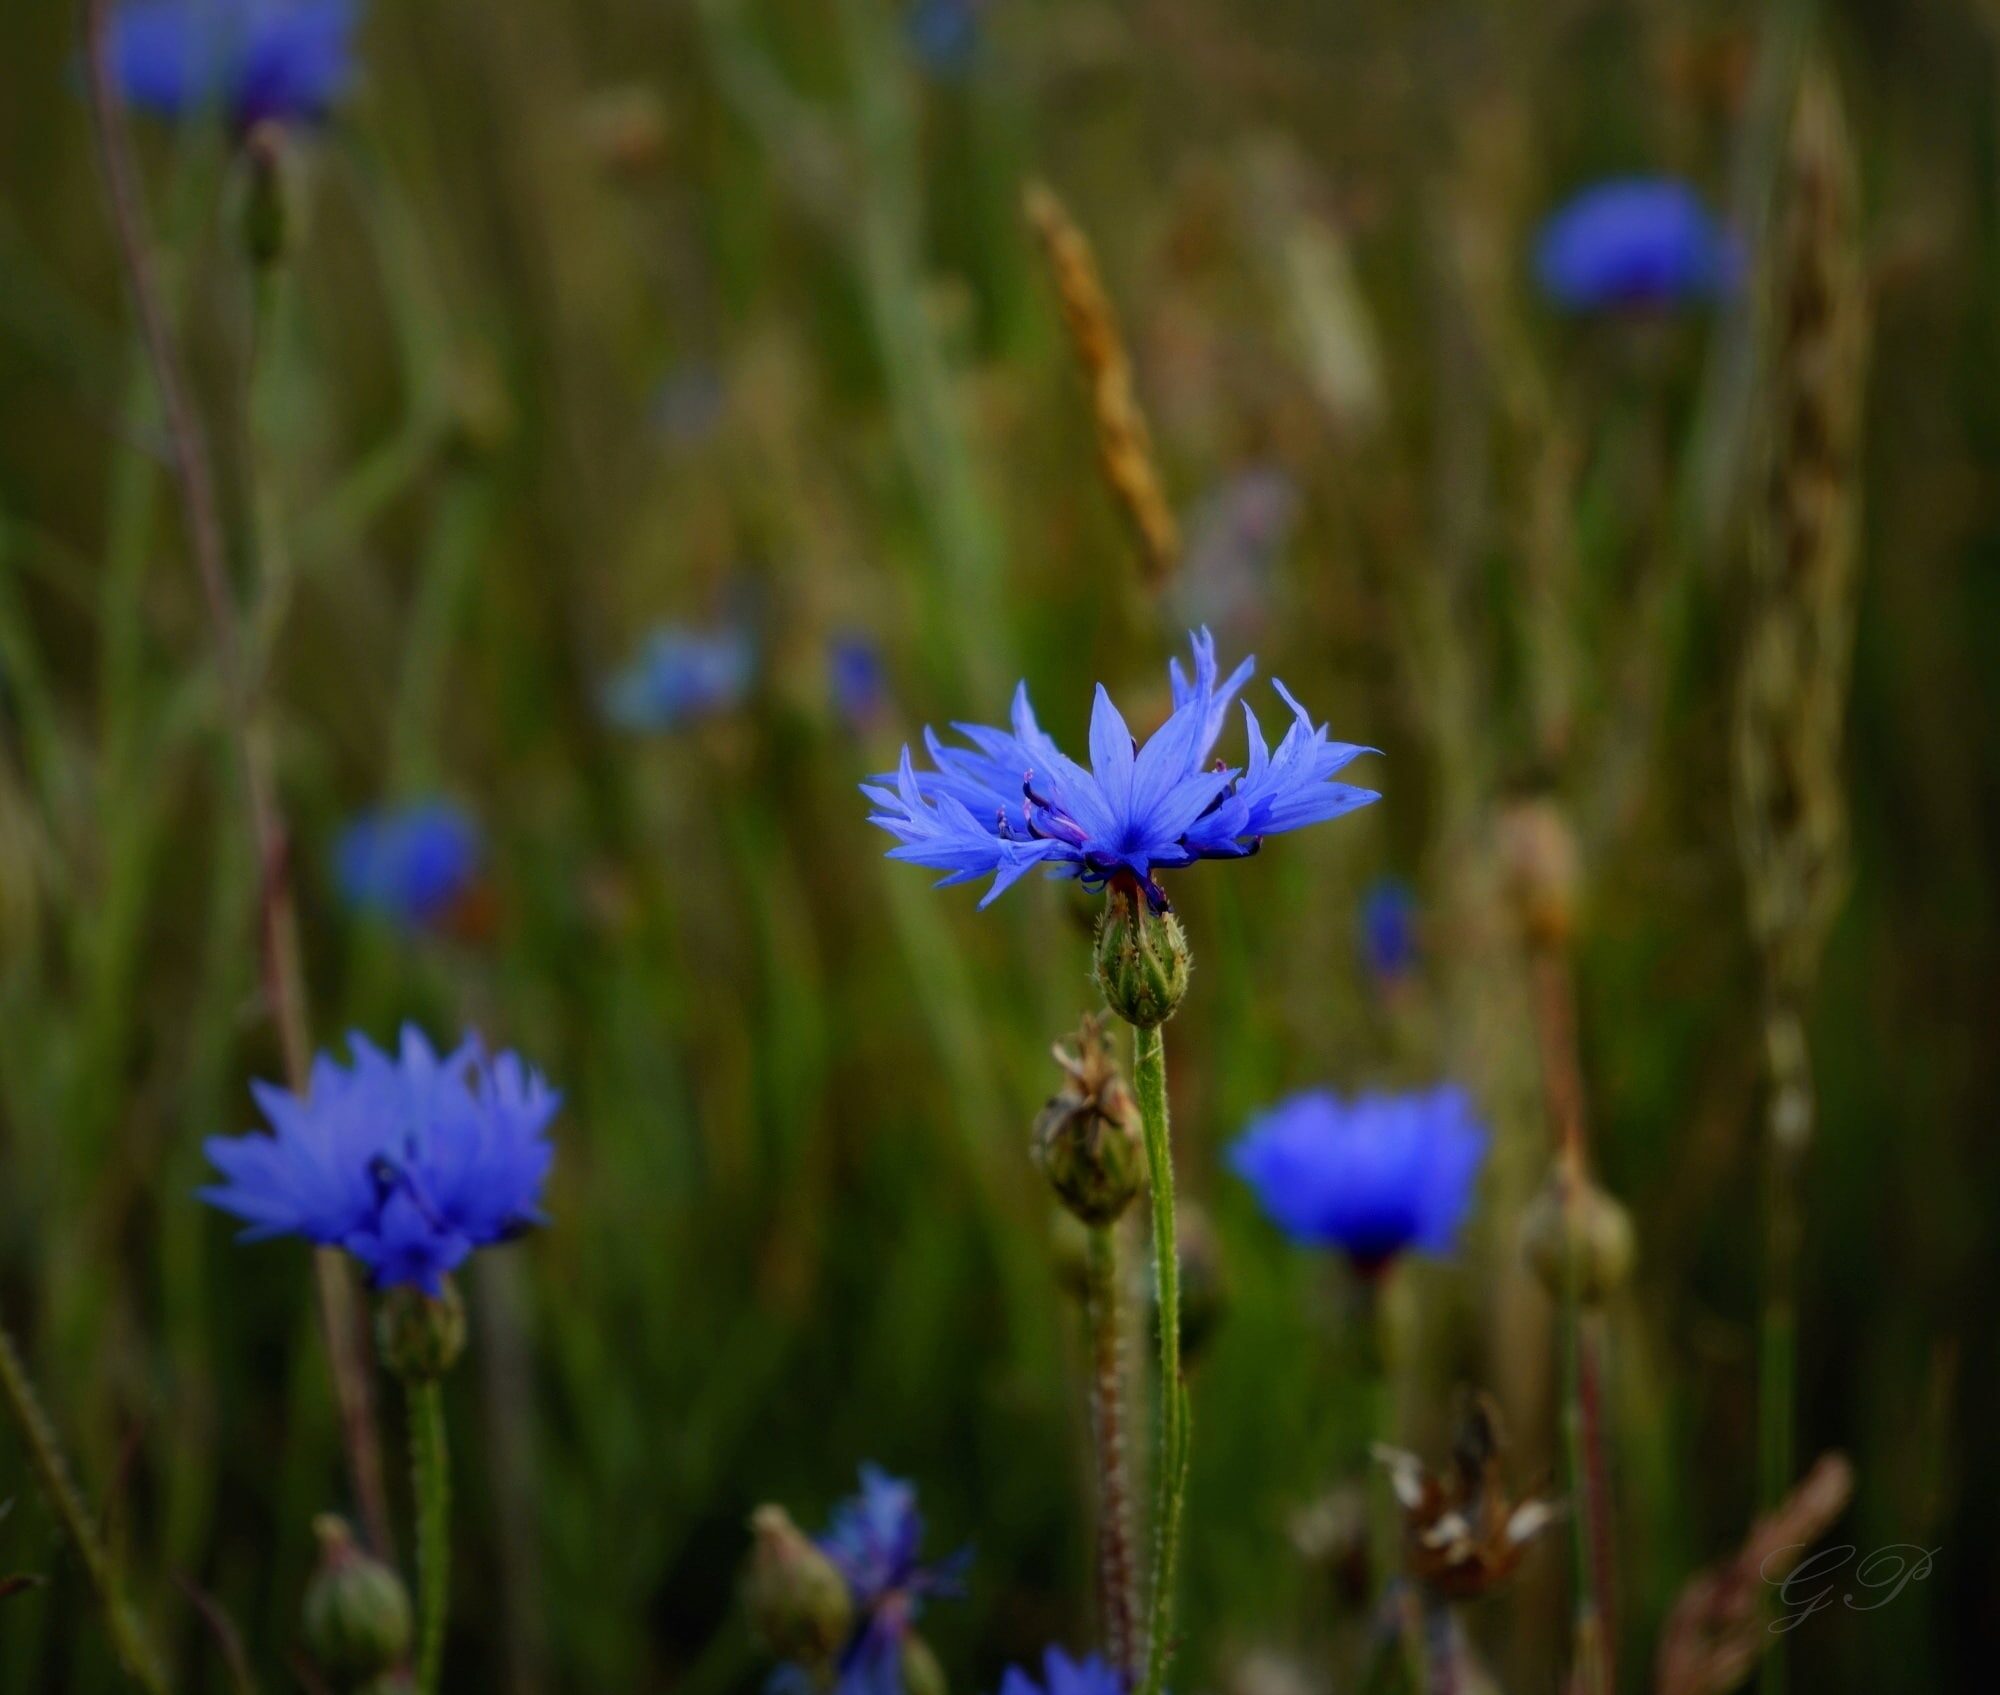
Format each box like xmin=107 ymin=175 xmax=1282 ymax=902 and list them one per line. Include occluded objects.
xmin=901 ymin=1632 xmax=949 ymax=1695
xmin=237 ymin=121 xmax=297 ymax=270
xmin=741 ymin=1505 xmax=853 ymax=1673
xmin=304 ymin=1516 xmax=412 ymax=1685
xmin=376 ymin=1283 xmax=467 ymax=1382
xmin=1093 ymin=886 xmax=1190 ymax=1029
xmin=1033 ymin=1014 xmax=1145 ymax=1225
xmin=1521 ymin=1167 xmax=1636 ymax=1306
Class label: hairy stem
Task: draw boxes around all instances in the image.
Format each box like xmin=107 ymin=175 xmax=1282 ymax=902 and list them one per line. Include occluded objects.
xmin=408 ymin=1379 xmax=451 ymax=1695
xmin=79 ymin=0 xmax=391 ymax=1556
xmin=1084 ymin=1224 xmax=1139 ymax=1682
xmin=1131 ymin=1024 xmax=1189 ymax=1695
xmin=0 ymin=1317 xmax=170 ymax=1695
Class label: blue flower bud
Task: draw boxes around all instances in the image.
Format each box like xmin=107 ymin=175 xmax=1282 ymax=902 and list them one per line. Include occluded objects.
xmin=376 ymin=1282 xmax=466 ymax=1381
xmin=1033 ymin=1015 xmax=1144 ymax=1226
xmin=742 ymin=1505 xmax=854 ymax=1673
xmin=304 ymin=1516 xmax=412 ymax=1685
xmin=1093 ymin=886 xmax=1189 ymax=1029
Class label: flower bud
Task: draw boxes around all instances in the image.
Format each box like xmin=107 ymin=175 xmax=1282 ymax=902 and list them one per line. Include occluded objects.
xmin=1033 ymin=1014 xmax=1144 ymax=1225
xmin=1496 ymin=797 xmax=1580 ymax=949
xmin=237 ymin=121 xmax=297 ymax=270
xmin=376 ymin=1283 xmax=467 ymax=1381
xmin=741 ymin=1505 xmax=853 ymax=1673
xmin=901 ymin=1632 xmax=949 ymax=1695
xmin=303 ymin=1516 xmax=412 ymax=1685
xmin=1521 ymin=1167 xmax=1636 ymax=1306
xmin=1093 ymin=886 xmax=1190 ymax=1029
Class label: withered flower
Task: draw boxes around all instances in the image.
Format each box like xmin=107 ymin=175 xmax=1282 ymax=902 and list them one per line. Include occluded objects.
xmin=1371 ymin=1392 xmax=1559 ymax=1600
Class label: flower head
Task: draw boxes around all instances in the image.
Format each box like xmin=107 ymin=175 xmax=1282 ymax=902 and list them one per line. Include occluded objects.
xmin=863 ymin=630 xmax=1377 ymax=911
xmin=201 ymin=1027 xmax=558 ymax=1295
xmin=998 ymin=1648 xmax=1125 ymax=1695
xmin=334 ymin=801 xmax=482 ymax=932
xmin=1357 ymin=876 xmax=1419 ymax=987
xmin=107 ymin=0 xmax=362 ymax=129
xmin=1534 ymin=177 xmax=1739 ymax=311
xmin=603 ymin=623 xmax=755 ymax=730
xmin=1230 ymin=1085 xmax=1487 ymax=1273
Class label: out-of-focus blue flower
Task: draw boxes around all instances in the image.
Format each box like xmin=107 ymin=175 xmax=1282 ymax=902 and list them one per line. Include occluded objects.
xmin=863 ymin=629 xmax=1377 ymax=912
xmin=107 ymin=0 xmax=362 ymax=129
xmin=998 ymin=1648 xmax=1125 ymax=1695
xmin=334 ymin=801 xmax=482 ymax=932
xmin=906 ymin=1 xmax=988 ymax=77
xmin=771 ymin=1466 xmax=968 ymax=1695
xmin=830 ymin=633 xmax=891 ymax=734
xmin=1358 ymin=877 xmax=1419 ymax=986
xmin=603 ymin=624 xmax=756 ymax=730
xmin=201 ymin=1027 xmax=558 ymax=1295
xmin=1230 ymin=1085 xmax=1487 ymax=1274
xmin=1534 ymin=177 xmax=1740 ymax=311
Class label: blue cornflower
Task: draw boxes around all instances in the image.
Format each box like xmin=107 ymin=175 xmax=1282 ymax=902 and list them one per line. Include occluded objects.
xmin=107 ymin=0 xmax=362 ymax=129
xmin=776 ymin=1466 xmax=968 ymax=1695
xmin=1230 ymin=1086 xmax=1487 ymax=1275
xmin=998 ymin=1648 xmax=1125 ymax=1695
xmin=201 ymin=1027 xmax=558 ymax=1295
xmin=830 ymin=632 xmax=891 ymax=734
xmin=334 ymin=801 xmax=482 ymax=932
xmin=603 ymin=623 xmax=756 ymax=730
xmin=1534 ymin=177 xmax=1740 ymax=311
xmin=863 ymin=629 xmax=1378 ymax=912
xmin=1358 ymin=876 xmax=1419 ymax=986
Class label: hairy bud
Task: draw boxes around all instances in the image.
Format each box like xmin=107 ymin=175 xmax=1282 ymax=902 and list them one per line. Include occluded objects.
xmin=304 ymin=1516 xmax=412 ymax=1685
xmin=1034 ymin=1014 xmax=1144 ymax=1225
xmin=376 ymin=1283 xmax=467 ymax=1381
xmin=1093 ymin=885 xmax=1190 ymax=1029
xmin=1521 ymin=1167 xmax=1636 ymax=1306
xmin=741 ymin=1506 xmax=853 ymax=1673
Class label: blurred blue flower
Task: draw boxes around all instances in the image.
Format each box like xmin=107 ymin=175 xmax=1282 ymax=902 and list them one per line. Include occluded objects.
xmin=771 ymin=1466 xmax=968 ymax=1695
xmin=603 ymin=624 xmax=756 ymax=730
xmin=107 ymin=0 xmax=362 ymax=129
xmin=201 ymin=1027 xmax=558 ymax=1295
xmin=906 ymin=1 xmax=988 ymax=78
xmin=998 ymin=1648 xmax=1125 ymax=1695
xmin=1358 ymin=876 xmax=1419 ymax=986
xmin=1230 ymin=1085 xmax=1487 ymax=1274
xmin=830 ymin=632 xmax=891 ymax=734
xmin=863 ymin=628 xmax=1378 ymax=911
xmin=334 ymin=801 xmax=481 ymax=932
xmin=1534 ymin=177 xmax=1739 ymax=311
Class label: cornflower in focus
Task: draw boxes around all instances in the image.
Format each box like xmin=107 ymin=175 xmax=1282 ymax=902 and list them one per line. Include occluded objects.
xmin=201 ymin=1027 xmax=558 ymax=1295
xmin=1534 ymin=177 xmax=1739 ymax=311
xmin=1229 ymin=1085 xmax=1487 ymax=1277
xmin=603 ymin=622 xmax=756 ymax=731
xmin=862 ymin=629 xmax=1377 ymax=913
xmin=998 ymin=1648 xmax=1126 ymax=1695
xmin=334 ymin=800 xmax=483 ymax=934
xmin=106 ymin=0 xmax=362 ymax=130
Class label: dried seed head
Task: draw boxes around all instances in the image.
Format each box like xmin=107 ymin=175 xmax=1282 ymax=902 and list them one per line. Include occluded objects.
xmin=1034 ymin=1013 xmax=1145 ymax=1225
xmin=1520 ymin=1165 xmax=1637 ymax=1306
xmin=1024 ymin=180 xmax=1180 ymax=588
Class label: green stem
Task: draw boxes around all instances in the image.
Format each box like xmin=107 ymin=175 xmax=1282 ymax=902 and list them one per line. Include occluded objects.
xmin=0 ymin=1317 xmax=170 ymax=1695
xmin=1084 ymin=1224 xmax=1139 ymax=1683
xmin=408 ymin=1379 xmax=451 ymax=1695
xmin=1131 ymin=1023 xmax=1188 ymax=1695
xmin=1757 ymin=1008 xmax=1809 ymax=1695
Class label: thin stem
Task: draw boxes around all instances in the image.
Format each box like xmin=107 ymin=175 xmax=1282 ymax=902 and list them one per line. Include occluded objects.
xmin=1757 ymin=1005 xmax=1809 ymax=1695
xmin=0 ymin=1317 xmax=171 ymax=1695
xmin=1360 ymin=1284 xmax=1424 ymax=1695
xmin=1131 ymin=1023 xmax=1188 ymax=1695
xmin=1526 ymin=944 xmax=1616 ymax=1695
xmin=78 ymin=0 xmax=391 ymax=1556
xmin=1084 ymin=1223 xmax=1139 ymax=1683
xmin=408 ymin=1379 xmax=452 ymax=1695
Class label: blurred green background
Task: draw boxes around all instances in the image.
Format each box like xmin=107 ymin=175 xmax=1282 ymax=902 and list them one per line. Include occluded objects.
xmin=0 ymin=1 xmax=1993 ymax=1690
